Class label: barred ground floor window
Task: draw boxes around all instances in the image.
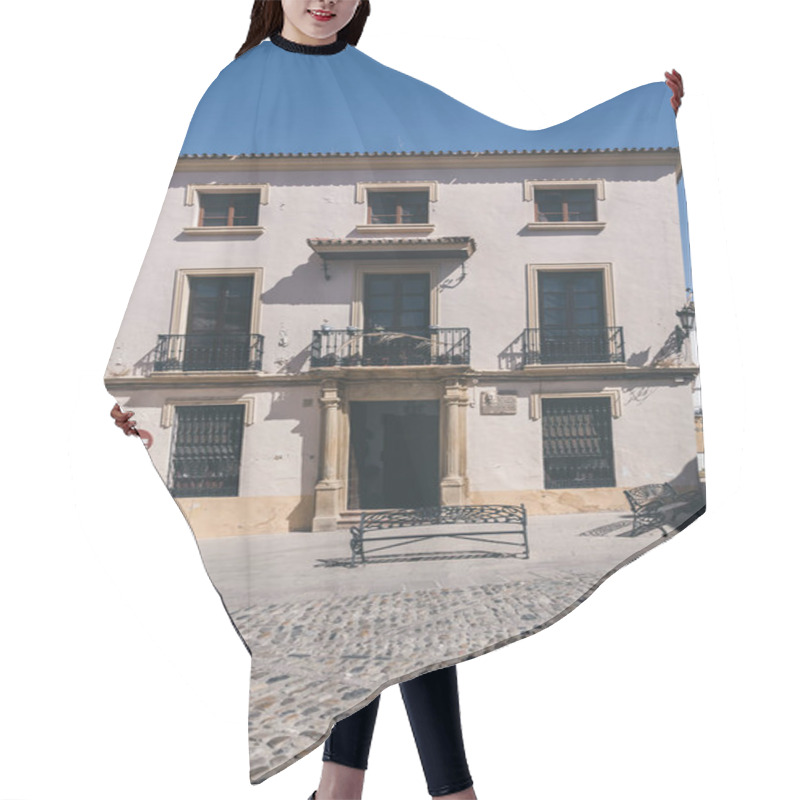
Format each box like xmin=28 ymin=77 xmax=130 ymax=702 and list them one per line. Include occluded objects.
xmin=541 ymin=396 xmax=616 ymax=489
xmin=169 ymin=405 xmax=245 ymax=497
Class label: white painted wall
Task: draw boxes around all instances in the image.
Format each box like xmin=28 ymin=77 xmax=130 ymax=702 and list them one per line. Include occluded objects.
xmin=466 ymin=378 xmax=696 ymax=492
xmin=105 ymin=152 xmax=697 ymax=504
xmin=107 ymin=157 xmax=686 ymax=378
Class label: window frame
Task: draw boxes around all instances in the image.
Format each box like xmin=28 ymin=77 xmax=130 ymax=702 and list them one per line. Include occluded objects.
xmin=183 ymin=184 xmax=269 ymax=235
xmin=170 ymin=268 xmax=263 ymax=338
xmin=529 ymin=390 xmax=622 ymax=421
xmin=527 ymin=263 xmax=617 ymax=332
xmin=351 ymin=262 xmax=440 ymax=330
xmin=355 ymin=181 xmax=437 ymax=234
xmin=523 ymin=180 xmax=605 ymax=231
xmin=161 ymin=396 xmax=256 ymax=428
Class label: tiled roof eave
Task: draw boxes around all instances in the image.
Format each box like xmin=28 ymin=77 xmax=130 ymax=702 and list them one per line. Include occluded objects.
xmin=308 ymin=236 xmax=477 ymax=260
xmin=179 ymin=146 xmax=679 ymax=160
xmin=309 ymin=236 xmax=474 ymax=245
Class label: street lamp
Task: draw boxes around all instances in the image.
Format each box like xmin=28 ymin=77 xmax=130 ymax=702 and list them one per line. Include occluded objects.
xmin=674 ymin=295 xmax=696 ymax=346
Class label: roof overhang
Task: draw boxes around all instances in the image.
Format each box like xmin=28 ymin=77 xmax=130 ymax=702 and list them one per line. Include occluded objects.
xmin=176 ymin=148 xmax=680 ymax=173
xmin=308 ymin=236 xmax=476 ymax=260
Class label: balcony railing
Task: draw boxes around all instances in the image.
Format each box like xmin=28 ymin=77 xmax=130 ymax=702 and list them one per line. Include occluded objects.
xmin=154 ymin=333 xmax=264 ymax=372
xmin=522 ymin=327 xmax=625 ymax=365
xmin=311 ymin=326 xmax=470 ymax=367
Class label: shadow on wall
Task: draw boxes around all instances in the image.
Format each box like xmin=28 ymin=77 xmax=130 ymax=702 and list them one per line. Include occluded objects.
xmin=672 ymin=455 xmax=703 ymax=491
xmin=498 ymin=330 xmax=527 ymax=371
xmin=650 ymin=325 xmax=686 ymax=366
xmin=132 ymin=344 xmax=159 ymax=377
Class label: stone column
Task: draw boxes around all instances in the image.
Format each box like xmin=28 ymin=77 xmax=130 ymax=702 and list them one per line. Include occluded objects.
xmin=441 ymin=379 xmax=468 ymax=505
xmin=313 ymin=380 xmax=344 ymax=531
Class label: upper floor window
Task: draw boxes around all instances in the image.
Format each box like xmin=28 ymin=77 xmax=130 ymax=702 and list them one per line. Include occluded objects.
xmin=355 ymin=182 xmax=437 ymax=233
xmin=523 ymin=180 xmax=605 ymax=231
xmin=535 ymin=189 xmax=596 ymax=222
xmin=183 ymin=275 xmax=257 ymax=371
xmin=199 ymin=192 xmax=260 ymax=227
xmin=153 ymin=269 xmax=264 ymax=373
xmin=522 ymin=263 xmax=624 ymax=366
xmin=183 ymin=183 xmax=269 ymax=236
xmin=534 ymin=269 xmax=624 ymax=364
xmin=367 ymin=190 xmax=429 ymax=225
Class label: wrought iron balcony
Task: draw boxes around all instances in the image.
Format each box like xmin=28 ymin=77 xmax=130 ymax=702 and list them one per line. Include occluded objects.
xmin=311 ymin=326 xmax=470 ymax=367
xmin=154 ymin=333 xmax=264 ymax=372
xmin=522 ymin=327 xmax=625 ymax=365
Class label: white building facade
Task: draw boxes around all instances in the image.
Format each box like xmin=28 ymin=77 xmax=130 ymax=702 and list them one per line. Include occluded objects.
xmin=106 ymin=148 xmax=701 ymax=538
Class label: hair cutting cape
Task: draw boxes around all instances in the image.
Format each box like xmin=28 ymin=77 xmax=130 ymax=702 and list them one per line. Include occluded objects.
xmin=105 ymin=34 xmax=705 ymax=785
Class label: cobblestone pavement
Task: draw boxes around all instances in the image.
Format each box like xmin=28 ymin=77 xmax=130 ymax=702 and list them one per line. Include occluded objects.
xmin=237 ymin=568 xmax=601 ymax=784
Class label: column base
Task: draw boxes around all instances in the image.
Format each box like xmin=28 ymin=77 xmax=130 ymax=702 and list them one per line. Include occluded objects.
xmin=312 ymin=479 xmax=343 ymax=531
xmin=441 ymin=477 xmax=467 ymax=506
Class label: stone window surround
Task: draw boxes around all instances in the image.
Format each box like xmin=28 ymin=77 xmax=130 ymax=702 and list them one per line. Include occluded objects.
xmin=523 ymin=179 xmax=606 ymax=231
xmin=183 ymin=183 xmax=269 ymax=235
xmin=168 ymin=267 xmax=264 ymax=337
xmin=355 ymin=181 xmax=438 ymax=234
xmin=529 ymin=389 xmax=622 ymax=421
xmin=160 ymin=396 xmax=256 ymax=428
xmin=526 ymin=262 xmax=617 ymax=331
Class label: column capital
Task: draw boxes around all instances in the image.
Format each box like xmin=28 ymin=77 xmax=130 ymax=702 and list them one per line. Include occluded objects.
xmin=319 ymin=379 xmax=342 ymax=409
xmin=442 ymin=378 xmax=469 ymax=405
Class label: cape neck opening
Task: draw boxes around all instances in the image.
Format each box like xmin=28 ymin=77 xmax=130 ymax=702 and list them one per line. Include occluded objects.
xmin=270 ymin=31 xmax=348 ymax=55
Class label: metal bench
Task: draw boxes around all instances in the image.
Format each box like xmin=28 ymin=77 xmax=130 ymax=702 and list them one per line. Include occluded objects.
xmin=623 ymin=483 xmax=703 ymax=536
xmin=349 ymin=504 xmax=529 ymax=567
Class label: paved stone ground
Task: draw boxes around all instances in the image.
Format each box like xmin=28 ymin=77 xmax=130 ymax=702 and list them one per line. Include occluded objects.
xmin=191 ymin=505 xmax=704 ymax=784
xmin=238 ymin=569 xmax=604 ymax=784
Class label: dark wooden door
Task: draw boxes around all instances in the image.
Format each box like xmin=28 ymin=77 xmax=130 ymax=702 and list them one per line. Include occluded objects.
xmin=382 ymin=413 xmax=440 ymax=508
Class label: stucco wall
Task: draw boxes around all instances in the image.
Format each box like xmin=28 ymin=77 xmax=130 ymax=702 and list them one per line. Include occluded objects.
xmin=107 ymin=159 xmax=686 ymax=378
xmin=106 ymin=153 xmax=698 ymax=536
xmin=467 ymin=378 xmax=698 ymax=496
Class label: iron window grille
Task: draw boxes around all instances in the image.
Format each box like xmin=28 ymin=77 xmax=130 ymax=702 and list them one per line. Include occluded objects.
xmin=542 ymin=397 xmax=616 ymax=489
xmin=168 ymin=405 xmax=245 ymax=498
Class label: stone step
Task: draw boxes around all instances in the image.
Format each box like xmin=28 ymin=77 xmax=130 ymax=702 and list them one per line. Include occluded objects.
xmin=337 ymin=509 xmax=400 ymax=530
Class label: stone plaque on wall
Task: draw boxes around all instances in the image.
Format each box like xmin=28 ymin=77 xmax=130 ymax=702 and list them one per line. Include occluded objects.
xmin=480 ymin=391 xmax=517 ymax=415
